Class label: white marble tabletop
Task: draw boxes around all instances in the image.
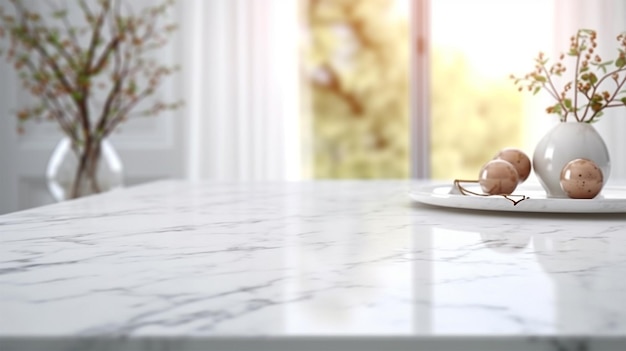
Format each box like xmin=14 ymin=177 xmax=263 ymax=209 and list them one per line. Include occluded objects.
xmin=1 ymin=180 xmax=625 ymax=351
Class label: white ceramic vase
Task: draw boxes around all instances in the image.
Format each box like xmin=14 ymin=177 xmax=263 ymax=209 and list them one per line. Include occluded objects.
xmin=533 ymin=122 xmax=610 ymax=198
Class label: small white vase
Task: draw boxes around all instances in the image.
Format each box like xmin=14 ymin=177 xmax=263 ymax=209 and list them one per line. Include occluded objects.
xmin=533 ymin=122 xmax=611 ymax=198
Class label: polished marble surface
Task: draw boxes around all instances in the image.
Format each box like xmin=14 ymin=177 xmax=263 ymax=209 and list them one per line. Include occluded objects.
xmin=1 ymin=180 xmax=625 ymax=351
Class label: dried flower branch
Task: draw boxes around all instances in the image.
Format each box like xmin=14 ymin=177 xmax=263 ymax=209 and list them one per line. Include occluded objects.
xmin=511 ymin=29 xmax=626 ymax=123
xmin=0 ymin=0 xmax=183 ymax=198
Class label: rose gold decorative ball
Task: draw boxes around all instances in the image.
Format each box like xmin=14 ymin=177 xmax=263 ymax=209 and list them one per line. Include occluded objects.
xmin=479 ymin=159 xmax=519 ymax=195
xmin=494 ymin=148 xmax=531 ymax=183
xmin=560 ymin=158 xmax=603 ymax=199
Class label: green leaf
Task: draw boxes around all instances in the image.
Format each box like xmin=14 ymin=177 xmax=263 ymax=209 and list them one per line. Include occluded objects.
xmin=588 ymin=73 xmax=598 ymax=85
xmin=534 ymin=75 xmax=547 ymax=83
xmin=52 ymin=10 xmax=67 ymax=18
xmin=533 ymin=86 xmax=541 ymax=95
xmin=621 ymin=97 xmax=626 ymax=105
xmin=47 ymin=33 xmax=59 ymax=44
xmin=564 ymin=98 xmax=572 ymax=110
xmin=128 ymin=80 xmax=137 ymax=94
xmin=616 ymin=57 xmax=626 ymax=68
xmin=579 ymin=66 xmax=589 ymax=73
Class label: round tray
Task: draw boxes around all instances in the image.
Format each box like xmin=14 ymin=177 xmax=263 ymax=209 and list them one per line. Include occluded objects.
xmin=409 ymin=183 xmax=626 ymax=213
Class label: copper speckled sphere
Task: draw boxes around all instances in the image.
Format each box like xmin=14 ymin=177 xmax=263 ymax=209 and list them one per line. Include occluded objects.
xmin=479 ymin=159 xmax=519 ymax=195
xmin=560 ymin=158 xmax=603 ymax=199
xmin=494 ymin=148 xmax=531 ymax=183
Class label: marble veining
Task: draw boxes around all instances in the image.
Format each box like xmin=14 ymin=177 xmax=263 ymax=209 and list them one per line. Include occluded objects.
xmin=1 ymin=180 xmax=626 ymax=351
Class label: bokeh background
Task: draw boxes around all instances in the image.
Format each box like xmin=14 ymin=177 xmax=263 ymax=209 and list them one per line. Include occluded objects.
xmin=0 ymin=0 xmax=624 ymax=214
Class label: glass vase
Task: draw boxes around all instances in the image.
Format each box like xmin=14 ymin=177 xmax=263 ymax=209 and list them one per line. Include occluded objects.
xmin=46 ymin=137 xmax=124 ymax=201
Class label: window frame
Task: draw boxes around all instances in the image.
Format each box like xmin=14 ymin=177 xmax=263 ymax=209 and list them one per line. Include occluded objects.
xmin=410 ymin=0 xmax=431 ymax=179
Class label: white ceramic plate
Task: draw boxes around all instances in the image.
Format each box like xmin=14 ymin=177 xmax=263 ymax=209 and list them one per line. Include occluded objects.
xmin=409 ymin=183 xmax=626 ymax=213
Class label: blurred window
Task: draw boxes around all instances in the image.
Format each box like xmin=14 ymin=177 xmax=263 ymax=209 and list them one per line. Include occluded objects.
xmin=304 ymin=0 xmax=410 ymax=178
xmin=430 ymin=0 xmax=554 ymax=179
xmin=303 ymin=0 xmax=554 ymax=179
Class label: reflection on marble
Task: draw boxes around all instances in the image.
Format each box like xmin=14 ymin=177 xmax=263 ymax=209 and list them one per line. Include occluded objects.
xmin=1 ymin=180 xmax=625 ymax=351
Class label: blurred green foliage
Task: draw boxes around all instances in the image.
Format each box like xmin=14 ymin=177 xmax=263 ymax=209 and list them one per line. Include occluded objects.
xmin=305 ymin=0 xmax=523 ymax=179
xmin=306 ymin=0 xmax=410 ymax=178
xmin=431 ymin=50 xmax=524 ymax=179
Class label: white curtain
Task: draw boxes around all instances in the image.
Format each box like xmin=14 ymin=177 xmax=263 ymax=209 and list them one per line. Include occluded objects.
xmin=181 ymin=0 xmax=303 ymax=181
